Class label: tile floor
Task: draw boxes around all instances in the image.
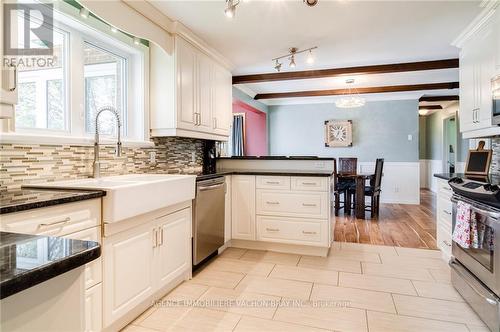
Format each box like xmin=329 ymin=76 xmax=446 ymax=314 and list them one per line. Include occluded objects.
xmin=123 ymin=244 xmax=488 ymax=332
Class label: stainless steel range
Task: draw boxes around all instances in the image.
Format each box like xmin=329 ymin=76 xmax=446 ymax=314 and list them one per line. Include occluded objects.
xmin=449 ymin=175 xmax=500 ymax=331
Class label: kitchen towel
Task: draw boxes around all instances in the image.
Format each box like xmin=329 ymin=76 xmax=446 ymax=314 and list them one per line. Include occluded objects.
xmin=452 ymin=201 xmax=473 ymax=248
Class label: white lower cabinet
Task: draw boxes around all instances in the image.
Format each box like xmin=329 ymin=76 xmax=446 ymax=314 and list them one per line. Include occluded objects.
xmin=436 ymin=178 xmax=453 ymax=260
xmin=231 ymin=175 xmax=256 ymax=240
xmin=230 ymin=175 xmax=332 ymax=248
xmin=103 ymin=207 xmax=191 ymax=328
xmin=85 ymin=283 xmax=103 ymax=332
xmin=157 ymin=209 xmax=192 ymax=289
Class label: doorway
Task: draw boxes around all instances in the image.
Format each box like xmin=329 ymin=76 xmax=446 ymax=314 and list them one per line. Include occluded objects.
xmin=443 ymin=115 xmax=458 ymax=173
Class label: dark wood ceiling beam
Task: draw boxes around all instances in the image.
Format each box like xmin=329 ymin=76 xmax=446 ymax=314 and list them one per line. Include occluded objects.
xmin=254 ymin=82 xmax=459 ymax=100
xmin=419 ymin=95 xmax=459 ymax=102
xmin=233 ymin=59 xmax=459 ymax=84
xmin=419 ymin=105 xmax=443 ymax=110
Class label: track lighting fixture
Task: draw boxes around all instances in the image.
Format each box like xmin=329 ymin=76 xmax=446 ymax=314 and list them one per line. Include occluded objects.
xmin=274 ymin=60 xmax=282 ymax=72
xmin=304 ymin=0 xmax=319 ymax=6
xmin=272 ymin=46 xmax=317 ymax=72
xmin=79 ymin=7 xmax=89 ymax=19
xmin=225 ymin=0 xmax=239 ymax=18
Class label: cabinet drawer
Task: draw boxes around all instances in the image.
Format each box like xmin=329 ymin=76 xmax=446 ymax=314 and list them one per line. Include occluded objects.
xmin=0 ymin=199 xmax=101 ymax=237
xmin=256 ymin=190 xmax=328 ymax=219
xmin=257 ymin=215 xmax=328 ymax=246
xmin=438 ymin=181 xmax=453 ymax=198
xmin=438 ymin=197 xmax=453 ymax=221
xmin=291 ymin=177 xmax=329 ymax=192
xmin=64 ymin=226 xmax=102 ymax=289
xmin=437 ymin=224 xmax=452 ymax=256
xmin=256 ymin=176 xmax=291 ymax=190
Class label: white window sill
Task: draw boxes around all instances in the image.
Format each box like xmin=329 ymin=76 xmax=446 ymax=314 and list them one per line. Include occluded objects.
xmin=0 ymin=132 xmax=155 ymax=148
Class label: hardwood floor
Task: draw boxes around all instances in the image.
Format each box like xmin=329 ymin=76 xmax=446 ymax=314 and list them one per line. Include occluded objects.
xmin=334 ymin=189 xmax=437 ymax=249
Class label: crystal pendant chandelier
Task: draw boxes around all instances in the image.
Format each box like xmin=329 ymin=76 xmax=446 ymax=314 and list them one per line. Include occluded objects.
xmin=335 ymin=79 xmax=366 ymax=109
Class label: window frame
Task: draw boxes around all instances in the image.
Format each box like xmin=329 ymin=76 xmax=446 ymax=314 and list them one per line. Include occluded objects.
xmin=11 ymin=2 xmax=149 ymax=145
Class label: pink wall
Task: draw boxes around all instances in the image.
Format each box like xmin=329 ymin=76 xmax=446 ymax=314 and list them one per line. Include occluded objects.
xmin=233 ymin=100 xmax=268 ymax=156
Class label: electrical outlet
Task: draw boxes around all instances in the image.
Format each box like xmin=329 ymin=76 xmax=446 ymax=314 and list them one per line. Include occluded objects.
xmin=407 ymin=134 xmax=413 ymax=141
xmin=149 ymin=151 xmax=156 ymax=164
xmin=394 ymin=186 xmax=400 ymax=193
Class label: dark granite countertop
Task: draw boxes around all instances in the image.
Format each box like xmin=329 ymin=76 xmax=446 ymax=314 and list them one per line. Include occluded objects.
xmin=0 ymin=188 xmax=106 ymax=215
xmin=197 ymin=169 xmax=334 ymax=181
xmin=0 ymin=231 xmax=101 ymax=299
xmin=217 ymin=156 xmax=336 ymax=161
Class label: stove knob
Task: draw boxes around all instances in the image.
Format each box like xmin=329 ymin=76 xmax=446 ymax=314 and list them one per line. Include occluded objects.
xmin=483 ymin=184 xmax=492 ymax=191
xmin=490 ymin=185 xmax=499 ymax=192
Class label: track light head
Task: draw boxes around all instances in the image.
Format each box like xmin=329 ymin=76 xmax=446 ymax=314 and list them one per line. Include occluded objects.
xmin=304 ymin=0 xmax=318 ymax=7
xmin=274 ymin=60 xmax=282 ymax=72
xmin=225 ymin=0 xmax=237 ymax=18
xmin=289 ymin=55 xmax=296 ymax=68
xmin=306 ymin=50 xmax=314 ymax=64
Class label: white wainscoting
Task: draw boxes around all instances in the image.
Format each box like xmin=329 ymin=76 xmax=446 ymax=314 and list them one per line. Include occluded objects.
xmin=358 ymin=162 xmax=420 ymax=205
xmin=419 ymin=159 xmax=444 ymax=193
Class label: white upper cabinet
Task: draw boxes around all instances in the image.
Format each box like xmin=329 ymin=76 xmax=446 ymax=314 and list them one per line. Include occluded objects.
xmin=0 ymin=3 xmax=18 ymax=119
xmin=150 ymin=36 xmax=233 ymax=141
xmin=457 ymin=5 xmax=500 ymax=138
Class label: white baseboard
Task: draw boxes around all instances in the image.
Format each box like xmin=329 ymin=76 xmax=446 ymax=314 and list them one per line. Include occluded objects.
xmin=358 ymin=162 xmax=420 ymax=205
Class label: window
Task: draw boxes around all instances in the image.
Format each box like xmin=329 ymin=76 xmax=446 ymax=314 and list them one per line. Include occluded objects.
xmin=13 ymin=3 xmax=146 ymax=142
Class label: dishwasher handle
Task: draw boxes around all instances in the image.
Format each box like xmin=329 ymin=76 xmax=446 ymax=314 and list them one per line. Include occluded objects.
xmin=198 ymin=183 xmax=225 ymax=192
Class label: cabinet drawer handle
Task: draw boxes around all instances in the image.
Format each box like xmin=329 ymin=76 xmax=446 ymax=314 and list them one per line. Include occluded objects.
xmin=302 ymin=203 xmax=317 ymax=207
xmin=39 ymin=217 xmax=71 ymax=227
xmin=443 ymin=210 xmax=452 ymax=215
xmin=265 ymin=181 xmax=280 ymax=184
xmin=302 ymin=231 xmax=317 ymax=235
xmin=443 ymin=240 xmax=452 ymax=247
xmin=266 ymin=201 xmax=280 ymax=205
xmin=266 ymin=228 xmax=280 ymax=232
xmin=301 ymin=182 xmax=317 ymax=185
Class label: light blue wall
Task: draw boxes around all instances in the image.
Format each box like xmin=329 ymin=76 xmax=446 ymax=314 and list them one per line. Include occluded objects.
xmin=268 ymin=100 xmax=419 ymax=162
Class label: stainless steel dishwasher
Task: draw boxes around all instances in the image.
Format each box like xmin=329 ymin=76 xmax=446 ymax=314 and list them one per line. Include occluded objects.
xmin=193 ymin=176 xmax=225 ymax=266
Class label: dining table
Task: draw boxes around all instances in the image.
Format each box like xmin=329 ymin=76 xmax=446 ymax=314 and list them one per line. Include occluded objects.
xmin=337 ymin=172 xmax=376 ymax=219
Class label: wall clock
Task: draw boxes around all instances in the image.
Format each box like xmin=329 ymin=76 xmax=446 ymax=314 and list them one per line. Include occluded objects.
xmin=324 ymin=120 xmax=353 ymax=147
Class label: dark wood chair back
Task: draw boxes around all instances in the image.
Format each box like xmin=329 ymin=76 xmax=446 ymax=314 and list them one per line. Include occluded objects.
xmin=339 ymin=158 xmax=358 ymax=175
xmin=370 ymin=158 xmax=384 ymax=191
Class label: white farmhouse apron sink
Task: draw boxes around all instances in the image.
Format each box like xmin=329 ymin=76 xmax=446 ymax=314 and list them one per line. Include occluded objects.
xmin=25 ymin=174 xmax=196 ymax=223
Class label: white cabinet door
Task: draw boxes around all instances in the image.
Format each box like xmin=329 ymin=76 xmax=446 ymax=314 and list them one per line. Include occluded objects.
xmin=197 ymin=52 xmax=214 ymax=133
xmin=156 ymin=208 xmax=191 ymax=289
xmin=477 ymin=21 xmax=495 ymax=128
xmin=213 ymin=64 xmax=232 ymax=136
xmin=224 ymin=175 xmax=232 ymax=243
xmin=176 ymin=37 xmax=197 ymax=131
xmin=103 ymin=222 xmax=155 ymax=327
xmin=85 ymin=283 xmax=102 ymax=332
xmin=495 ymin=7 xmax=500 ymax=72
xmin=231 ymin=175 xmax=256 ymax=240
xmin=459 ymin=46 xmax=477 ymax=132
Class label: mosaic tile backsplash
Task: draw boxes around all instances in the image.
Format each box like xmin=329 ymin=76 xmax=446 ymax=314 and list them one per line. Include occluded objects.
xmin=492 ymin=137 xmax=500 ymax=175
xmin=0 ymin=137 xmax=204 ymax=192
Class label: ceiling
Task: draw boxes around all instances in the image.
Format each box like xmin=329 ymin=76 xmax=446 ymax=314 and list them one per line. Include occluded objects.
xmin=148 ymin=0 xmax=483 ymax=105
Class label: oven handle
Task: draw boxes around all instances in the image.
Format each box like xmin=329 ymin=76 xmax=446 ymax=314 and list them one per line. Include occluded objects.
xmin=451 ymin=196 xmax=500 ymax=220
xmin=450 ymin=259 xmax=499 ymax=306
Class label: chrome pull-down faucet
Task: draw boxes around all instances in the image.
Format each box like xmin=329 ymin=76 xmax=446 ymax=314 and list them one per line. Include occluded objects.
xmin=93 ymin=106 xmax=122 ymax=178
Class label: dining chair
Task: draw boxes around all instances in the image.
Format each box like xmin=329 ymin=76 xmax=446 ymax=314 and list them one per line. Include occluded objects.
xmin=336 ymin=158 xmax=358 ymax=215
xmin=349 ymin=158 xmax=384 ymax=218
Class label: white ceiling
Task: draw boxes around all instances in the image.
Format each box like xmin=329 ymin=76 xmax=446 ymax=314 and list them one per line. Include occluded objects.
xmin=148 ymin=0 xmax=483 ymax=105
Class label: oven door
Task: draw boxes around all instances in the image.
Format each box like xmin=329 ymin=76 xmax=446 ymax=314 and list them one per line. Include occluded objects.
xmin=451 ymin=195 xmax=500 ymax=297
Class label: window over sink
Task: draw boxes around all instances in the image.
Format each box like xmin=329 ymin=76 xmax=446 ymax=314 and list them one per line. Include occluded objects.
xmin=11 ymin=1 xmax=148 ymax=143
